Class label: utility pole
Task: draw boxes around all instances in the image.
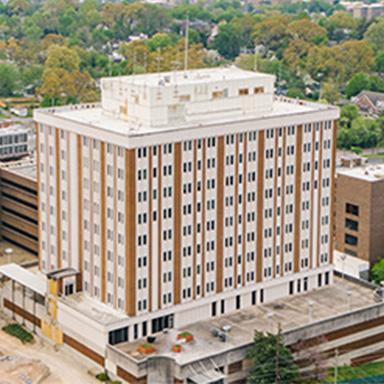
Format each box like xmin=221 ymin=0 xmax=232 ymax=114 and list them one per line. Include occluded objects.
xmin=184 ymin=14 xmax=189 ymax=72
xmin=276 ymin=323 xmax=281 ymax=384
xmin=334 ymin=348 xmax=339 ymax=384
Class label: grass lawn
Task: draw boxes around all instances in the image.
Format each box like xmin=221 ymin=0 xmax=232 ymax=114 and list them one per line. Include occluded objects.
xmin=2 ymin=323 xmax=34 ymax=343
xmin=363 ymin=152 xmax=384 ymax=159
xmin=325 ymin=361 xmax=384 ymax=382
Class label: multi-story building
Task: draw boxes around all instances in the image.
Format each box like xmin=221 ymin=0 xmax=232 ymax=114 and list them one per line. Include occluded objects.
xmin=0 ymin=125 xmax=32 ymax=161
xmin=335 ymin=164 xmax=384 ymax=267
xmin=34 ymin=67 xmax=338 ymax=340
xmin=341 ymin=1 xmax=384 ymax=20
xmin=0 ymin=163 xmax=38 ymax=254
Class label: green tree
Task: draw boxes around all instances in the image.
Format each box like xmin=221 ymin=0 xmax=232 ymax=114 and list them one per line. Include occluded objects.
xmin=0 ymin=63 xmax=19 ymax=96
xmin=253 ymin=14 xmax=291 ymax=57
xmin=371 ymin=259 xmax=384 ymax=285
xmin=334 ymin=40 xmax=374 ymax=81
xmin=146 ymin=32 xmax=178 ymax=52
xmin=320 ymin=81 xmax=340 ymax=104
xmin=323 ymin=11 xmax=357 ymax=42
xmin=364 ymin=19 xmax=384 ymax=51
xmin=375 ymin=50 xmax=384 ymax=74
xmin=21 ymin=63 xmax=43 ymax=92
xmin=338 ymin=114 xmax=380 ymax=149
xmin=345 ymin=72 xmax=372 ymax=98
xmin=246 ymin=331 xmax=299 ymax=384
xmin=212 ymin=23 xmax=241 ymax=59
xmin=45 ymin=44 xmax=80 ymax=72
xmin=287 ymin=18 xmax=328 ymax=44
xmin=340 ymin=104 xmax=360 ymax=129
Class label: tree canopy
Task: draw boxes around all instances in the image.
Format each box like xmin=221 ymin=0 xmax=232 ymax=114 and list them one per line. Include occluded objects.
xmin=246 ymin=331 xmax=299 ymax=384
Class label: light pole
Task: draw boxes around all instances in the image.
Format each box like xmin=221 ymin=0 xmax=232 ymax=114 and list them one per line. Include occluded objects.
xmin=347 ymin=288 xmax=352 ymax=311
xmin=4 ymin=247 xmax=13 ymax=265
xmin=340 ymin=253 xmax=347 ymax=280
xmin=267 ymin=312 xmax=274 ymax=333
xmin=308 ymin=300 xmax=314 ymax=322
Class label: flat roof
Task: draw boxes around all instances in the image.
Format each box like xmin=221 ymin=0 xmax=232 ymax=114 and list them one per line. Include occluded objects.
xmin=5 ymin=163 xmax=37 ymax=180
xmin=37 ymin=98 xmax=335 ymax=138
xmin=61 ymin=292 xmax=127 ymax=326
xmin=337 ymin=164 xmax=384 ymax=182
xmin=0 ymin=263 xmax=45 ymax=296
xmin=116 ymin=277 xmax=377 ymax=366
xmin=101 ymin=67 xmax=274 ymax=88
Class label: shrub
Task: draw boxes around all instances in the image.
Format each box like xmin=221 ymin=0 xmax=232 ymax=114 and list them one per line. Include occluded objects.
xmin=177 ymin=331 xmax=194 ymax=342
xmin=172 ymin=344 xmax=182 ymax=353
xmin=2 ymin=323 xmax=34 ymax=343
xmin=137 ymin=343 xmax=156 ymax=354
xmin=95 ymin=372 xmax=109 ymax=382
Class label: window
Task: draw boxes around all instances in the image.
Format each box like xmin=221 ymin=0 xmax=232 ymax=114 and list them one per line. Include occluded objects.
xmin=221 ymin=299 xmax=225 ymax=314
xmin=345 ymin=218 xmax=358 ymax=231
xmin=239 ymin=88 xmax=249 ymax=96
xmin=151 ymin=314 xmax=174 ymax=333
xmin=212 ymin=90 xmax=226 ymax=99
xmin=254 ymin=87 xmax=264 ymax=94
xmin=211 ymin=301 xmax=217 ymax=317
xmin=346 ymin=203 xmax=359 ymax=216
xmin=289 ymin=281 xmax=294 ymax=295
xmin=252 ymin=290 xmax=256 ymax=305
xmin=260 ymin=289 xmax=264 ymax=303
xmin=108 ymin=327 xmax=128 ymax=345
xmin=345 ymin=234 xmax=358 ymax=246
xmin=236 ymin=295 xmax=241 ymax=310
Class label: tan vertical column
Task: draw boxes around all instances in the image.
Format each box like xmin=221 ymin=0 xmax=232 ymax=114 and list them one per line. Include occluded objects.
xmin=216 ymin=137 xmax=225 ymax=293
xmin=201 ymin=140 xmax=206 ymax=296
xmin=157 ymin=146 xmax=162 ymax=308
xmin=310 ymin=124 xmax=316 ymax=270
xmin=89 ymin=141 xmax=94 ymax=293
xmin=113 ymin=148 xmax=118 ymax=307
xmin=125 ymin=149 xmax=136 ymax=316
xmin=241 ymin=135 xmax=247 ymax=285
xmin=192 ymin=141 xmax=197 ymax=299
xmin=256 ymin=131 xmax=265 ymax=283
xmin=317 ymin=124 xmax=324 ymax=268
xmin=45 ymin=129 xmax=51 ymax=270
xmin=100 ymin=143 xmax=106 ymax=303
xmin=234 ymin=135 xmax=239 ymax=289
xmin=329 ymin=121 xmax=337 ymax=265
xmin=272 ymin=132 xmax=278 ymax=278
xmin=77 ymin=135 xmax=83 ymax=289
xmin=66 ymin=133 xmax=72 ymax=267
xmin=148 ymin=148 xmax=153 ymax=311
xmin=55 ymin=129 xmax=62 ymax=270
xmin=36 ymin=123 xmax=42 ymax=271
xmin=294 ymin=125 xmax=303 ymax=273
xmin=173 ymin=143 xmax=182 ymax=305
xmin=280 ymin=129 xmax=286 ymax=276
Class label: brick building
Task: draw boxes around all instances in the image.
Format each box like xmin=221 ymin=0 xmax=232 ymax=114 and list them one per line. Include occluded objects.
xmin=335 ymin=164 xmax=384 ymax=265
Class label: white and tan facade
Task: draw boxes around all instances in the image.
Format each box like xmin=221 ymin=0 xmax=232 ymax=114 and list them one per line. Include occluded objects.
xmin=34 ymin=68 xmax=339 ymax=340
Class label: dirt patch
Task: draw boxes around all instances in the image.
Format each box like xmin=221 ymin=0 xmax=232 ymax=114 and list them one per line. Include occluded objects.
xmin=0 ymin=329 xmax=98 ymax=384
xmin=0 ymin=355 xmax=50 ymax=384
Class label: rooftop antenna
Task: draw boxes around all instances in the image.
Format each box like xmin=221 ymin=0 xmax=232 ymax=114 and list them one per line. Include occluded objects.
xmin=184 ymin=14 xmax=189 ymax=73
